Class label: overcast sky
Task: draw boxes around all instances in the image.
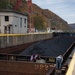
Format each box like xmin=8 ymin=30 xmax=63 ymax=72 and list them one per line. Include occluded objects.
xmin=32 ymin=0 xmax=75 ymax=24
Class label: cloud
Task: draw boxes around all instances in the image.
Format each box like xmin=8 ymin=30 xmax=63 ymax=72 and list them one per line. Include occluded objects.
xmin=63 ymin=14 xmax=75 ymax=23
xmin=46 ymin=0 xmax=64 ymax=4
xmin=33 ymin=0 xmax=75 ymax=23
xmin=33 ymin=0 xmax=46 ymax=5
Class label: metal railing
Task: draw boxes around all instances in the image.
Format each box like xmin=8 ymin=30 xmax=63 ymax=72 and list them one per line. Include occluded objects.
xmin=0 ymin=53 xmax=56 ymax=63
xmin=63 ymin=42 xmax=75 ymax=63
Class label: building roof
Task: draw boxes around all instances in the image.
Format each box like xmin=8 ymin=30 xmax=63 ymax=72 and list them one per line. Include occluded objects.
xmin=0 ymin=9 xmax=28 ymax=16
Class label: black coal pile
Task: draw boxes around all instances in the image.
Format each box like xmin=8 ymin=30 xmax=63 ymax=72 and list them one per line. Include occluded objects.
xmin=19 ymin=35 xmax=75 ymax=57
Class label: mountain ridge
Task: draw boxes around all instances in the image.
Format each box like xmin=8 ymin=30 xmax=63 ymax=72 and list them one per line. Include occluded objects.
xmin=33 ymin=3 xmax=71 ymax=30
xmin=0 ymin=0 xmax=72 ymax=31
xmin=69 ymin=23 xmax=75 ymax=29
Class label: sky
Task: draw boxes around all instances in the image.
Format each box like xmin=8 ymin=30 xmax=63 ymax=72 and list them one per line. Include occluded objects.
xmin=32 ymin=0 xmax=75 ymax=24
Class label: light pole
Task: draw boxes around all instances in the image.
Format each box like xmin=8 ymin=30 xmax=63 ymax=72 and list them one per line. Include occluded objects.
xmin=50 ymin=19 xmax=53 ymax=32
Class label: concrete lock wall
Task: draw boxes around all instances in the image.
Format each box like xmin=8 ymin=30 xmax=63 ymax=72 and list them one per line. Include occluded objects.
xmin=0 ymin=33 xmax=53 ymax=48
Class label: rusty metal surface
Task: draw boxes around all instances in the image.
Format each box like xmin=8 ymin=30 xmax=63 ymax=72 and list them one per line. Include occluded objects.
xmin=0 ymin=60 xmax=55 ymax=75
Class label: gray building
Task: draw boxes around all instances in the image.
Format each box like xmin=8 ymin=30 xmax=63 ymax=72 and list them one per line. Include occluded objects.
xmin=0 ymin=9 xmax=28 ymax=34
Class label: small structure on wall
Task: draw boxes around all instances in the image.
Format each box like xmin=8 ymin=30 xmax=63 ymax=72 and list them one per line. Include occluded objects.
xmin=0 ymin=9 xmax=28 ymax=34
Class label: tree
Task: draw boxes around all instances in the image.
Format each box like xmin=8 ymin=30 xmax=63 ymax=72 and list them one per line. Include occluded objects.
xmin=0 ymin=1 xmax=8 ymax=9
xmin=34 ymin=14 xmax=46 ymax=30
xmin=0 ymin=0 xmax=12 ymax=9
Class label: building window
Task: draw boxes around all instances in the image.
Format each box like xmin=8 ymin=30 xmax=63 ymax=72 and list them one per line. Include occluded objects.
xmin=4 ymin=26 xmax=7 ymax=33
xmin=15 ymin=25 xmax=17 ymax=27
xmin=24 ymin=19 xmax=26 ymax=23
xmin=24 ymin=26 xmax=26 ymax=28
xmin=5 ymin=16 xmax=9 ymax=21
xmin=20 ymin=18 xmax=22 ymax=27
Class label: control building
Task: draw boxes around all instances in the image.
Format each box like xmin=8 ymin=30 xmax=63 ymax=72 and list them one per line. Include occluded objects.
xmin=0 ymin=9 xmax=28 ymax=34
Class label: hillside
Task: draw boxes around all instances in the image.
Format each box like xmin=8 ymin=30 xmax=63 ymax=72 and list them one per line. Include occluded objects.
xmin=0 ymin=0 xmax=72 ymax=31
xmin=69 ymin=23 xmax=75 ymax=29
xmin=33 ymin=4 xmax=71 ymax=31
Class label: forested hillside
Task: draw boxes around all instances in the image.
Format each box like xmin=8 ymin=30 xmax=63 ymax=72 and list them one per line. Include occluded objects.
xmin=0 ymin=0 xmax=72 ymax=31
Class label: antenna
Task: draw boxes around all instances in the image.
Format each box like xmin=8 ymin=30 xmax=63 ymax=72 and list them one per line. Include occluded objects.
xmin=26 ymin=0 xmax=34 ymax=32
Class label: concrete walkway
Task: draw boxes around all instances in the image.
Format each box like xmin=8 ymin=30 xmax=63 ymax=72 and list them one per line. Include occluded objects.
xmin=66 ymin=48 xmax=75 ymax=75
